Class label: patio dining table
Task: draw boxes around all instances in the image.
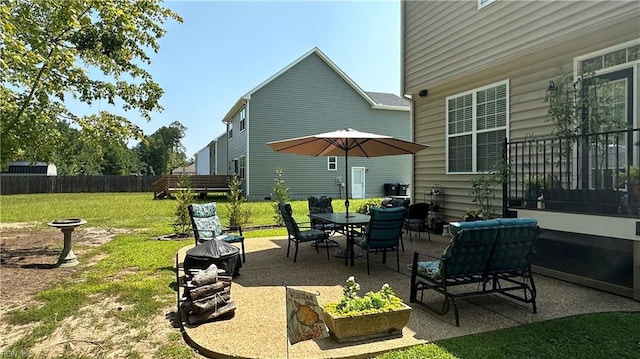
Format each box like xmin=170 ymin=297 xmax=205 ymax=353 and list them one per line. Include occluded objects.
xmin=308 ymin=212 xmax=370 ymax=267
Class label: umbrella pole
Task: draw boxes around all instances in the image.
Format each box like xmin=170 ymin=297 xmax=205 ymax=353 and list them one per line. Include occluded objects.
xmin=344 ymin=149 xmax=349 ymax=217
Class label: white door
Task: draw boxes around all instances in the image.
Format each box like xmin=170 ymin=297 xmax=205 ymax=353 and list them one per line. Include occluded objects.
xmin=351 ymin=167 xmax=365 ymax=199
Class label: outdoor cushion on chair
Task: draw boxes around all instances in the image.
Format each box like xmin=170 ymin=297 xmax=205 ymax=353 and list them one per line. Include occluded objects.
xmin=279 ymin=202 xmax=330 ymax=263
xmin=354 ymin=206 xmax=405 ymax=275
xmin=188 ymin=202 xmax=246 ymax=262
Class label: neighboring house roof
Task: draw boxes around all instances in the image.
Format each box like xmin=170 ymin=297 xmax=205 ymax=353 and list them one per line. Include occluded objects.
xmin=171 ymin=163 xmax=196 ymax=175
xmin=366 ymin=92 xmax=409 ymax=108
xmin=222 ymin=47 xmax=408 ymax=123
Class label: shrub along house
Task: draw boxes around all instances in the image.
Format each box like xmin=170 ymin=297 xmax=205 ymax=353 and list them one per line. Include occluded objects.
xmin=198 ymin=47 xmax=414 ymax=201
xmin=402 ymin=0 xmax=639 ymax=300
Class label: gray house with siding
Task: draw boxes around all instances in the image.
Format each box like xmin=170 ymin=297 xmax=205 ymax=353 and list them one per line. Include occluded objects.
xmin=402 ymin=0 xmax=639 ymax=300
xmin=205 ymin=47 xmax=412 ymax=201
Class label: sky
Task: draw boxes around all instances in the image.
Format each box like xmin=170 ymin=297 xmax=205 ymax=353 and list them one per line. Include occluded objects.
xmin=74 ymin=0 xmax=403 ymax=158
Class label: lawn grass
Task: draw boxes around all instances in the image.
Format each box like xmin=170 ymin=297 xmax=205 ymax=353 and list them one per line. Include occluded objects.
xmin=1 ymin=193 xmax=638 ymax=358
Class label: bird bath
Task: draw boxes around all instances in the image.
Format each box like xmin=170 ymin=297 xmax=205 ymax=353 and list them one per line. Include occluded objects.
xmin=47 ymin=218 xmax=87 ymax=267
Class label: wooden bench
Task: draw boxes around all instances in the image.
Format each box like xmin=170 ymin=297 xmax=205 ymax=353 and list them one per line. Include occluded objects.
xmin=152 ymin=175 xmax=233 ymax=199
xmin=409 ymin=218 xmax=539 ymax=326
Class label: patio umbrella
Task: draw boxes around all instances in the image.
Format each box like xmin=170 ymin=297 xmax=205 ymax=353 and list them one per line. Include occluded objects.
xmin=267 ymin=128 xmax=429 ymax=217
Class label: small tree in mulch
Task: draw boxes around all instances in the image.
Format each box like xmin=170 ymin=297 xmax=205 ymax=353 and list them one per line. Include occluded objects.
xmin=271 ymin=168 xmax=291 ymax=226
xmin=226 ymin=175 xmax=251 ymax=228
xmin=173 ymin=175 xmax=194 ymax=238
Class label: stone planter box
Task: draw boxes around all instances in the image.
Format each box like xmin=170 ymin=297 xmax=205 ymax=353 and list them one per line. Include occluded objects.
xmin=322 ymin=303 xmax=412 ymax=343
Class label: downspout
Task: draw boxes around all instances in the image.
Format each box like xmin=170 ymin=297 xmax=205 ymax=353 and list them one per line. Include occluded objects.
xmin=225 ymin=122 xmax=230 ymax=175
xmin=404 ymin=94 xmax=416 ymax=201
xmin=245 ymin=100 xmax=250 ymax=199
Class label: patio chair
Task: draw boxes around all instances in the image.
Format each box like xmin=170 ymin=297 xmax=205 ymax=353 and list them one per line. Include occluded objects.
xmin=404 ymin=202 xmax=431 ymax=242
xmin=188 ymin=202 xmax=246 ymax=263
xmin=278 ymin=202 xmax=330 ymax=263
xmin=308 ymin=196 xmax=342 ymax=246
xmin=354 ymin=206 xmax=405 ymax=275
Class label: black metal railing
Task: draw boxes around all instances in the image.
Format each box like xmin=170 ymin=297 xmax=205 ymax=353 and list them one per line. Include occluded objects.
xmin=503 ymin=128 xmax=639 ymax=217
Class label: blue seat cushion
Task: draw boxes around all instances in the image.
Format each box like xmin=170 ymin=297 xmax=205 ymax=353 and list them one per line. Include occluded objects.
xmin=449 ymin=219 xmax=501 ymax=236
xmin=298 ymin=229 xmax=327 ymax=242
xmin=414 ymin=260 xmax=442 ymax=280
xmin=216 ymin=234 xmax=244 ymax=244
xmin=495 ymin=218 xmax=538 ymax=227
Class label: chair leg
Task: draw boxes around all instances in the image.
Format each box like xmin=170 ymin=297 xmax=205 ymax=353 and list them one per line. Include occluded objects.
xmin=293 ymin=241 xmax=299 ymax=263
xmin=241 ymin=241 xmax=246 ymax=263
xmin=396 ymin=248 xmax=400 ymax=272
xmin=286 ymin=238 xmax=292 ymax=258
xmin=366 ymin=251 xmax=370 ymax=275
xmin=325 ymin=239 xmax=330 ymax=260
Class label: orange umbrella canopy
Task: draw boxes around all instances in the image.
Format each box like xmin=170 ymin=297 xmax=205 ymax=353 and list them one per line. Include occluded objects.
xmin=267 ymin=128 xmax=429 ymax=216
xmin=267 ymin=128 xmax=429 ymax=157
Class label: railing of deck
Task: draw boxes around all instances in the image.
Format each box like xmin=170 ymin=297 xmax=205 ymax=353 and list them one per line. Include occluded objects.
xmin=503 ymin=128 xmax=639 ymax=217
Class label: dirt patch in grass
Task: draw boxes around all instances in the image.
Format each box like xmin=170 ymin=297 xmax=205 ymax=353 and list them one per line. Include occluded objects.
xmin=0 ymin=225 xmax=190 ymax=357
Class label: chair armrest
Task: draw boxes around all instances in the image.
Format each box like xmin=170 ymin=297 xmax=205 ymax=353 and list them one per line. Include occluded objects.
xmin=222 ymin=225 xmax=243 ymax=236
xmin=413 ymin=251 xmax=441 ymax=261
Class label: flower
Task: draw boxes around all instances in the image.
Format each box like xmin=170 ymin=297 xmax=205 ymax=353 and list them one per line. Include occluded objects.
xmin=323 ymin=276 xmax=404 ymax=317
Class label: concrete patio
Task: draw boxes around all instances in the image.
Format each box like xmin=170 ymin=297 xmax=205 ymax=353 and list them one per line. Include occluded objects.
xmin=176 ymin=230 xmax=640 ymax=359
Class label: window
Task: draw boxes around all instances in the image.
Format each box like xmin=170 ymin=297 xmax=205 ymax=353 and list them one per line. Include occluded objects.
xmin=240 ymin=108 xmax=246 ymax=132
xmin=446 ymin=80 xmax=508 ymax=173
xmin=328 ymin=156 xmax=337 ymax=171
xmin=239 ymin=156 xmax=245 ymax=179
xmin=228 ymin=123 xmax=233 ymax=139
xmin=478 ymin=0 xmax=496 ymax=9
xmin=233 ymin=158 xmax=239 ymax=175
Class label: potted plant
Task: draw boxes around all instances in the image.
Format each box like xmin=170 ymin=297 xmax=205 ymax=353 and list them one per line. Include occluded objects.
xmin=545 ymin=70 xmax=628 ymax=190
xmin=621 ymin=165 xmax=640 ymax=212
xmin=321 ymin=276 xmax=411 ymax=343
xmin=463 ymin=208 xmax=482 ymax=221
xmin=524 ymin=174 xmax=549 ymax=208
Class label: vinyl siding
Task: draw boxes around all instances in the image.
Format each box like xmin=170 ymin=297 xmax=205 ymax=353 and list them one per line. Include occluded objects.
xmin=216 ymin=134 xmax=228 ymax=175
xmin=405 ymin=0 xmax=640 ymax=222
xmin=403 ymin=0 xmax=640 ymax=96
xmin=227 ymin=107 xmax=248 ymax=179
xmin=246 ymin=52 xmax=412 ymax=200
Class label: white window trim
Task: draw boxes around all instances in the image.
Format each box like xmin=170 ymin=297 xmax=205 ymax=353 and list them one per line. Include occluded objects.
xmin=478 ymin=0 xmax=496 ymax=10
xmin=445 ymin=79 xmax=510 ymax=174
xmin=228 ymin=122 xmax=233 ymax=140
xmin=239 ymin=156 xmax=245 ymax=179
xmin=240 ymin=107 xmax=246 ymax=132
xmin=327 ymin=156 xmax=337 ymax=171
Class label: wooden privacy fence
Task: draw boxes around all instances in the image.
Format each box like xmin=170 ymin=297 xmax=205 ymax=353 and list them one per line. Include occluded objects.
xmin=152 ymin=175 xmax=233 ymax=199
xmin=0 ymin=175 xmax=162 ymax=195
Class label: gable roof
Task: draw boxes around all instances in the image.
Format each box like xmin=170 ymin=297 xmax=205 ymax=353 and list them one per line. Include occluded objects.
xmin=366 ymin=92 xmax=409 ymax=108
xmin=222 ymin=47 xmax=408 ymax=123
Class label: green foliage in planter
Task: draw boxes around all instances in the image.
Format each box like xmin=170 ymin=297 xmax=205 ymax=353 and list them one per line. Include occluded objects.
xmin=545 ymin=69 xmax=629 ymax=188
xmin=616 ymin=165 xmax=640 ymax=187
xmin=462 ymin=208 xmax=482 ymax=221
xmin=323 ymin=276 xmax=404 ymax=317
xmin=469 ymin=161 xmax=511 ymax=219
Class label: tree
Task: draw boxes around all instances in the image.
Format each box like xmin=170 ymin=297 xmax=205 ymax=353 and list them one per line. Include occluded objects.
xmin=173 ymin=175 xmax=194 ymax=238
xmin=271 ymin=168 xmax=291 ymax=226
xmin=135 ymin=121 xmax=187 ymax=175
xmin=0 ymin=0 xmax=182 ymax=164
xmin=53 ymin=120 xmax=141 ymax=175
xmin=226 ymin=175 xmax=251 ymax=228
